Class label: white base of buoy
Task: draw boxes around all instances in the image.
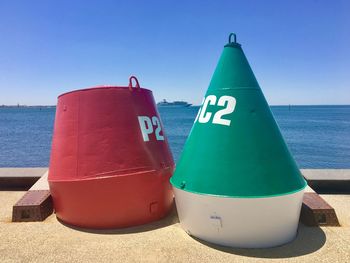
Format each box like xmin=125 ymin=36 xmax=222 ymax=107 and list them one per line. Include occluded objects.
xmin=173 ymin=188 xmax=305 ymax=248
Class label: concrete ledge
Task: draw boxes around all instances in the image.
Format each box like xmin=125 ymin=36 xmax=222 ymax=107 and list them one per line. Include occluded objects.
xmin=0 ymin=168 xmax=47 ymax=190
xmin=1 ymin=168 xmax=350 ymax=193
xmin=302 ymin=169 xmax=350 ymax=194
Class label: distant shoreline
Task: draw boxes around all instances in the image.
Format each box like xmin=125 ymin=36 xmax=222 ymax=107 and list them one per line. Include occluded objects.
xmin=1 ymin=104 xmax=349 ymax=108
xmin=0 ymin=105 xmax=56 ymax=108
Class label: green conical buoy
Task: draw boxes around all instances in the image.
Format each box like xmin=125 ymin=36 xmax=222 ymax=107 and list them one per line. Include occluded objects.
xmin=170 ymin=33 xmax=306 ymax=248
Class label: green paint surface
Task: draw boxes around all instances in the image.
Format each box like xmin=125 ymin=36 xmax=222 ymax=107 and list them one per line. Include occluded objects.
xmin=170 ymin=37 xmax=306 ymax=197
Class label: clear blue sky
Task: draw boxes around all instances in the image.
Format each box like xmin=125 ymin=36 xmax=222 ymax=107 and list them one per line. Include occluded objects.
xmin=0 ymin=0 xmax=349 ymax=105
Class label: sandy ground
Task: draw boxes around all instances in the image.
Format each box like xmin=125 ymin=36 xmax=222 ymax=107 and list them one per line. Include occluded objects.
xmin=0 ymin=191 xmax=349 ymax=263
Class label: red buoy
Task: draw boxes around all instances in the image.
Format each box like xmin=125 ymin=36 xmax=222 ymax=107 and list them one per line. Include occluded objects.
xmin=48 ymin=76 xmax=174 ymax=228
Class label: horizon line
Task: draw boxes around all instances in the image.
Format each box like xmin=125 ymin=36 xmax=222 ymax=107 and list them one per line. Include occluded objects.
xmin=1 ymin=104 xmax=350 ymax=107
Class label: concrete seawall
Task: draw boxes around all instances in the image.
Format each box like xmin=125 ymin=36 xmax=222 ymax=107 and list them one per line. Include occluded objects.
xmin=302 ymin=169 xmax=350 ymax=194
xmin=0 ymin=168 xmax=349 ymax=193
xmin=0 ymin=168 xmax=47 ymax=190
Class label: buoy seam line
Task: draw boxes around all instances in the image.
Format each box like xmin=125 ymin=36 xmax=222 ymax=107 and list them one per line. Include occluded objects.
xmin=207 ymin=87 xmax=261 ymax=91
xmin=58 ymin=86 xmax=152 ymax=98
xmin=224 ymin=44 xmax=242 ymax=48
xmin=170 ymin=180 xmax=307 ymax=199
xmin=48 ymin=169 xmax=159 ymax=182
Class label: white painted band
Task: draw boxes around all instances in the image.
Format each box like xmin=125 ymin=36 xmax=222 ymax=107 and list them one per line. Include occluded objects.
xmin=173 ymin=188 xmax=305 ymax=248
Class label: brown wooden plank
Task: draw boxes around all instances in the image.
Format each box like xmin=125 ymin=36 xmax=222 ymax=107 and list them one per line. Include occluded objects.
xmin=300 ymin=193 xmax=340 ymax=227
xmin=12 ymin=190 xmax=53 ymax=222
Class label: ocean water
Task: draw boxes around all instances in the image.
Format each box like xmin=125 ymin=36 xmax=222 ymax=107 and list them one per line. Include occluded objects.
xmin=0 ymin=105 xmax=349 ymax=168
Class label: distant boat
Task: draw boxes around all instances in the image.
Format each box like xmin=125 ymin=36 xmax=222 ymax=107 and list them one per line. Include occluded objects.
xmin=157 ymin=99 xmax=192 ymax=107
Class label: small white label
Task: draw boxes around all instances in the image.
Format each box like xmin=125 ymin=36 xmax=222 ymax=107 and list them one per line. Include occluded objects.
xmin=210 ymin=215 xmax=222 ymax=228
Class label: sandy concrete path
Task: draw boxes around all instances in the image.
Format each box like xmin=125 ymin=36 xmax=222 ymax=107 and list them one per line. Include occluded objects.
xmin=0 ymin=191 xmax=349 ymax=263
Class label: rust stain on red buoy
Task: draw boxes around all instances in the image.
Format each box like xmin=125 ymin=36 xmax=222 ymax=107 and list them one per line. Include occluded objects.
xmin=48 ymin=76 xmax=174 ymax=229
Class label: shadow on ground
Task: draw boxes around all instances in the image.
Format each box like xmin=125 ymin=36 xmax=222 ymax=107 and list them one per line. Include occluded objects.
xmin=57 ymin=203 xmax=179 ymax=235
xmin=192 ymin=223 xmax=326 ymax=258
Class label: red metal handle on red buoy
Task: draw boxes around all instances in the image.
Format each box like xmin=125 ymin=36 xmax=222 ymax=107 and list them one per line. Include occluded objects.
xmin=128 ymin=76 xmax=140 ymax=91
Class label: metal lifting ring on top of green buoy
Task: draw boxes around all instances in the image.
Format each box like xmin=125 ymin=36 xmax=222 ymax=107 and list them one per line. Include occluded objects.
xmin=229 ymin=33 xmax=237 ymax=43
